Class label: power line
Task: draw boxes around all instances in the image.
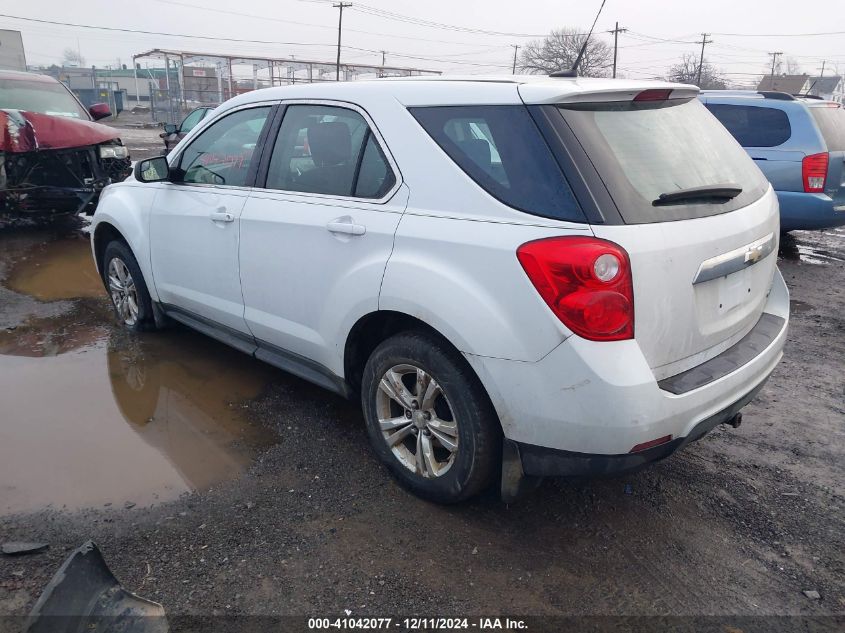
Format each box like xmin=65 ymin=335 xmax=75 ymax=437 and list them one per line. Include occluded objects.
xmin=0 ymin=13 xmax=342 ymax=49
xmin=148 ymin=0 xmax=518 ymax=48
xmin=350 ymin=3 xmax=549 ymax=38
xmin=712 ymin=29 xmax=845 ymax=37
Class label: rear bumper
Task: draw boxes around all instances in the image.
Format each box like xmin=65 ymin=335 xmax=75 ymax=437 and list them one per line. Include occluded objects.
xmin=465 ymin=268 xmax=789 ymax=460
xmin=777 ymin=190 xmax=845 ymax=231
xmin=514 ymin=376 xmax=767 ymax=477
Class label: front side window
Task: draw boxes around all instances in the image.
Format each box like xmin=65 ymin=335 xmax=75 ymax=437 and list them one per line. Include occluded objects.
xmin=178 ymin=106 xmax=270 ymax=187
xmin=705 ymin=103 xmax=791 ymax=147
xmin=410 ymin=105 xmax=583 ymax=222
xmin=266 ymin=104 xmax=395 ymax=198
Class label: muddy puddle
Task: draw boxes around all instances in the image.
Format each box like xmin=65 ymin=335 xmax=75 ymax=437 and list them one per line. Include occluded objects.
xmin=6 ymin=234 xmax=105 ymax=300
xmin=0 ymin=233 xmax=279 ymax=516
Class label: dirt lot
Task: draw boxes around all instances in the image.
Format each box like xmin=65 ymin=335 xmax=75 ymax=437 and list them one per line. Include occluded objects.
xmin=0 ymin=219 xmax=843 ymax=629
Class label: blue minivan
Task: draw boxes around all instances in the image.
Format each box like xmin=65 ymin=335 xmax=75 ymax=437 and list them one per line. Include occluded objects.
xmin=700 ymin=91 xmax=845 ymax=231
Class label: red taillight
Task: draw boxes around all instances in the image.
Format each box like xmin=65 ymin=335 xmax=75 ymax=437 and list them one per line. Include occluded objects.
xmin=802 ymin=152 xmax=829 ymax=193
xmin=517 ymin=237 xmax=634 ymax=341
xmin=633 ymin=89 xmax=672 ymax=102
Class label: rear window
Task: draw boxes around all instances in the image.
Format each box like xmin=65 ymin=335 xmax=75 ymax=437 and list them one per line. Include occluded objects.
xmin=705 ymin=104 xmax=791 ymax=147
xmin=556 ymin=98 xmax=769 ymax=224
xmin=809 ymin=105 xmax=845 ymax=151
xmin=410 ymin=105 xmax=584 ymax=222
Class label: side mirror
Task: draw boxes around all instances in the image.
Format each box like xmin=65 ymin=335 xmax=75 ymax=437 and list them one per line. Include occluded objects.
xmin=163 ymin=123 xmax=178 ymax=135
xmin=89 ymin=103 xmax=112 ymax=121
xmin=134 ymin=156 xmax=170 ymax=183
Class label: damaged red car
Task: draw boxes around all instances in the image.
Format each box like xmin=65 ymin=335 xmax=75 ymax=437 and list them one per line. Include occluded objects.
xmin=1 ymin=70 xmax=132 ymax=218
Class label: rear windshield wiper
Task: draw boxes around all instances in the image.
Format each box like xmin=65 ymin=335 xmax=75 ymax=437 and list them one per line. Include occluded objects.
xmin=653 ymin=184 xmax=742 ymax=206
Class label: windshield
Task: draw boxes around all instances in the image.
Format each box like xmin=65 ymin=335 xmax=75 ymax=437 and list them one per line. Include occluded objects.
xmin=556 ymin=98 xmax=769 ymax=224
xmin=0 ymin=78 xmax=89 ymax=119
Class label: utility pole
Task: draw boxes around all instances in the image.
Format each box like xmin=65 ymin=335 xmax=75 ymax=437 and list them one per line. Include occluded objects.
xmin=769 ymin=51 xmax=783 ymax=81
xmin=819 ymin=60 xmax=826 ymax=78
xmin=608 ymin=22 xmax=627 ymax=79
xmin=511 ymin=44 xmax=520 ymax=74
xmin=333 ymin=2 xmax=352 ymax=82
xmin=696 ymin=33 xmax=712 ymax=87
xmin=381 ymin=50 xmax=386 ymax=66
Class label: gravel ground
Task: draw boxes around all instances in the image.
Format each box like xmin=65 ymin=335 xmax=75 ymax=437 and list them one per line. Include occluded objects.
xmin=0 ymin=223 xmax=843 ymax=629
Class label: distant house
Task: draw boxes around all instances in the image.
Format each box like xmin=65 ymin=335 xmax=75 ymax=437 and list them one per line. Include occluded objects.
xmin=757 ymin=74 xmax=810 ymax=95
xmin=806 ymin=76 xmax=844 ymax=103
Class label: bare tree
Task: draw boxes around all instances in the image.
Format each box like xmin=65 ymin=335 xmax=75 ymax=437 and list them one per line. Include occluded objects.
xmin=62 ymin=48 xmax=85 ymax=68
xmin=667 ymin=53 xmax=726 ymax=89
xmin=785 ymin=56 xmax=803 ymax=75
xmin=519 ymin=28 xmax=612 ymax=78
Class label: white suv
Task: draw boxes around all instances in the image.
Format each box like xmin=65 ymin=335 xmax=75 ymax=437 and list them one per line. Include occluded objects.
xmin=91 ymin=76 xmax=789 ymax=503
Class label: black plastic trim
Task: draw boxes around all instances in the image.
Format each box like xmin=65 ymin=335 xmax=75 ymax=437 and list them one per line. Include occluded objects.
xmin=516 ymin=376 xmax=770 ymax=478
xmin=658 ymin=312 xmax=785 ymax=395
xmin=163 ymin=304 xmax=258 ymax=356
xmin=255 ymin=339 xmax=352 ymax=399
xmin=528 ymin=105 xmax=621 ymax=225
xmin=159 ymin=303 xmax=351 ymax=399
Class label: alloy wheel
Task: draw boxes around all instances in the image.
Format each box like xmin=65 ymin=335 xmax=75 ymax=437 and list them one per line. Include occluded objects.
xmin=375 ymin=363 xmax=459 ymax=478
xmin=107 ymin=257 xmax=139 ymax=327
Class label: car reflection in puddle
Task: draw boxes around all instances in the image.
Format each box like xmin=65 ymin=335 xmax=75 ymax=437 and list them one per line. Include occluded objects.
xmin=779 ymin=230 xmax=845 ymax=266
xmin=0 ymin=326 xmax=278 ymax=516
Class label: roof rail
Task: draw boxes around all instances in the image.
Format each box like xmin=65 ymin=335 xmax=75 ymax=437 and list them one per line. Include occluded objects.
xmin=757 ymin=91 xmax=796 ymax=100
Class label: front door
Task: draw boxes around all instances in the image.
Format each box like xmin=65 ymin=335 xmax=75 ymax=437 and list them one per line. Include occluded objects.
xmin=149 ymin=104 xmax=273 ymax=334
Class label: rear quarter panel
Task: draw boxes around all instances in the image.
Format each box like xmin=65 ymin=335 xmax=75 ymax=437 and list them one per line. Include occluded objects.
xmin=380 ymin=211 xmax=590 ymax=362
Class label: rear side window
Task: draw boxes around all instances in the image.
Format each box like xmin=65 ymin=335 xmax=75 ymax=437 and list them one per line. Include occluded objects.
xmin=557 ymin=98 xmax=769 ymax=224
xmin=705 ymin=104 xmax=791 ymax=147
xmin=809 ymin=106 xmax=845 ymax=151
xmin=410 ymin=105 xmax=583 ymax=222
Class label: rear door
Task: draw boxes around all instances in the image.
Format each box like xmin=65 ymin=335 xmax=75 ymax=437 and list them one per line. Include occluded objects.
xmin=239 ymin=102 xmax=406 ymax=374
xmin=808 ymin=103 xmax=845 ymax=209
xmin=536 ymin=94 xmax=779 ymax=379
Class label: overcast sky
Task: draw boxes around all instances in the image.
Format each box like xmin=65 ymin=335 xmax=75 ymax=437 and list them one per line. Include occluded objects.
xmin=4 ymin=0 xmax=844 ymax=86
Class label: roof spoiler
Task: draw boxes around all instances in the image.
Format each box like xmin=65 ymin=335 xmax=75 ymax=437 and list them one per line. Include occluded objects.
xmin=757 ymin=91 xmax=795 ymax=101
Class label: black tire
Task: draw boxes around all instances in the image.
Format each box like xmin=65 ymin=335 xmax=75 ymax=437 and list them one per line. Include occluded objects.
xmin=361 ymin=330 xmax=501 ymax=503
xmin=102 ymin=240 xmax=158 ymax=332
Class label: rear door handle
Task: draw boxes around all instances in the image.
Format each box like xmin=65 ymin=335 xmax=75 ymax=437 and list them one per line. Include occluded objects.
xmin=326 ymin=217 xmax=366 ymax=236
xmin=210 ymin=210 xmax=234 ymax=223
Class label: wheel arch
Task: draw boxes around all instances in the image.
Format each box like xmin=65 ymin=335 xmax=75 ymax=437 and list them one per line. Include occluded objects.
xmin=93 ymin=221 xmax=127 ymax=278
xmin=343 ymin=311 xmax=500 ymax=429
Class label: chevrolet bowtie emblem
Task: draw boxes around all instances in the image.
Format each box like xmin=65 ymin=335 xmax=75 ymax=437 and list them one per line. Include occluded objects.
xmin=745 ymin=246 xmax=764 ymax=263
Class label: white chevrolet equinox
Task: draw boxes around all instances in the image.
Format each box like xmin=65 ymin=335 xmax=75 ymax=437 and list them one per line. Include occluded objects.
xmin=91 ymin=76 xmax=789 ymax=503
